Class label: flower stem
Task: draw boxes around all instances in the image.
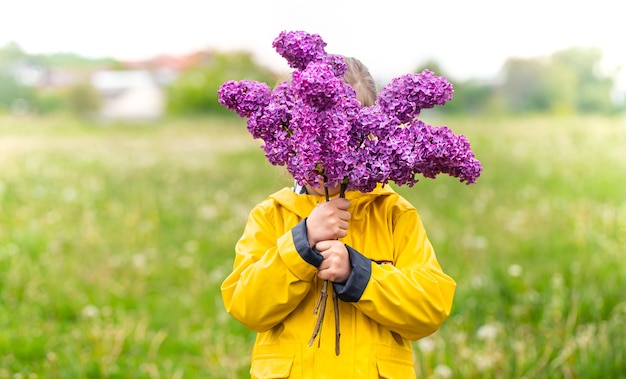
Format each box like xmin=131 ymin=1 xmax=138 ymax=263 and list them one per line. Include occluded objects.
xmin=309 ymin=280 xmax=328 ymax=347
xmin=340 ymin=181 xmax=348 ymax=198
xmin=333 ymin=288 xmax=340 ymax=355
xmin=308 ymin=176 xmax=343 ymax=354
xmin=333 ymin=180 xmax=347 ymax=355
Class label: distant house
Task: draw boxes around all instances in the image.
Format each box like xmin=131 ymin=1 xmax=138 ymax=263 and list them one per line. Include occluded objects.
xmin=12 ymin=60 xmax=47 ymax=86
xmin=91 ymin=70 xmax=165 ymax=120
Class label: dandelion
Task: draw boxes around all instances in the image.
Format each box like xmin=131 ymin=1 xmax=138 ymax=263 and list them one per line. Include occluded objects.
xmin=132 ymin=253 xmax=147 ymax=269
xmin=81 ymin=304 xmax=100 ymax=319
xmin=551 ymin=273 xmax=565 ymax=287
xmin=197 ymin=204 xmax=217 ymax=221
xmin=476 ymin=323 xmax=499 ymax=341
xmin=433 ymin=364 xmax=453 ymax=379
xmin=417 ymin=336 xmax=436 ymax=354
xmin=46 ymin=351 xmax=58 ymax=362
xmin=451 ymin=331 xmax=467 ymax=344
xmin=474 ymin=352 xmax=498 ymax=371
xmin=470 ymin=275 xmax=485 ymax=289
xmin=184 ymin=240 xmax=199 ymax=253
xmin=508 ymin=264 xmax=523 ymax=277
xmin=177 ymin=255 xmax=194 ymax=269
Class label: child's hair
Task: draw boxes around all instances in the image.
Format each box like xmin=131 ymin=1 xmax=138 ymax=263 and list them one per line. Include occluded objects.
xmin=342 ymin=56 xmax=377 ymax=107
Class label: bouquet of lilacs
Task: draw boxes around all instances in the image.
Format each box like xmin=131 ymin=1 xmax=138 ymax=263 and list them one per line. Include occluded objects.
xmin=218 ymin=30 xmax=482 ymax=354
xmin=218 ymin=30 xmax=482 ymax=196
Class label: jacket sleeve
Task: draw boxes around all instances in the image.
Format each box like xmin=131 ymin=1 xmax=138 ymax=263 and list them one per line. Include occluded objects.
xmin=338 ymin=207 xmax=456 ymax=341
xmin=221 ymin=203 xmax=320 ymax=332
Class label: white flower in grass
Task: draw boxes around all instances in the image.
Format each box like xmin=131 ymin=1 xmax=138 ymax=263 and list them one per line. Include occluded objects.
xmin=47 ymin=351 xmax=58 ymax=362
xmin=432 ymin=364 xmax=453 ymax=379
xmin=511 ymin=340 xmax=526 ymax=353
xmin=476 ymin=323 xmax=499 ymax=341
xmin=62 ymin=187 xmax=78 ymax=203
xmin=451 ymin=331 xmax=467 ymax=344
xmin=474 ymin=352 xmax=497 ymax=371
xmin=81 ymin=304 xmax=100 ymax=318
xmin=184 ymin=239 xmax=199 ymax=253
xmin=507 ymin=264 xmax=523 ymax=277
xmin=177 ymin=255 xmax=194 ymax=269
xmin=575 ymin=324 xmax=595 ymax=348
xmin=551 ymin=273 xmax=564 ymax=287
xmin=470 ymin=275 xmax=484 ymax=288
xmin=417 ymin=336 xmax=436 ymax=354
xmin=198 ymin=204 xmax=217 ymax=220
xmin=132 ymin=253 xmax=147 ymax=269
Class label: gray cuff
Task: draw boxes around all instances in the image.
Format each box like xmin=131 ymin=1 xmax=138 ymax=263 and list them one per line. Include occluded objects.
xmin=291 ymin=218 xmax=323 ymax=268
xmin=332 ymin=245 xmax=371 ymax=302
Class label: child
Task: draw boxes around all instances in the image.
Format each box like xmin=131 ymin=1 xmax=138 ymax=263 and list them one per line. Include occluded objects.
xmin=221 ymin=57 xmax=456 ymax=379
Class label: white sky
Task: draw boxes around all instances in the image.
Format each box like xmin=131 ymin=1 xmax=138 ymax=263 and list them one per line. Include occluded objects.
xmin=2 ymin=0 xmax=625 ymax=86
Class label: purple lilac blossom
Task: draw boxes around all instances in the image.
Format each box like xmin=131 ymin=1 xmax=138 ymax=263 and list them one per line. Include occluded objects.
xmin=217 ymin=80 xmax=271 ymax=118
xmin=377 ymin=70 xmax=454 ymax=124
xmin=272 ymin=31 xmax=327 ymax=71
xmin=324 ymin=54 xmax=348 ymax=77
xmin=393 ymin=121 xmax=483 ymax=185
xmin=287 ymin=97 xmax=354 ymax=188
xmin=292 ymin=62 xmax=345 ymax=110
xmin=217 ymin=30 xmax=482 ymax=193
xmin=250 ymin=82 xmax=296 ymax=165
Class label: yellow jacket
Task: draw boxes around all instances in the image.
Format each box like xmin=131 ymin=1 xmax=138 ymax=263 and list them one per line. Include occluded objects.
xmin=221 ymin=184 xmax=456 ymax=378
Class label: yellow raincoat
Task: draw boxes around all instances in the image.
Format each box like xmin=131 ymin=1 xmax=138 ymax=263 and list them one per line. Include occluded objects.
xmin=221 ymin=184 xmax=456 ymax=378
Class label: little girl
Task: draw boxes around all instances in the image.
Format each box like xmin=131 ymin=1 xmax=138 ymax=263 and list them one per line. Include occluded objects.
xmin=221 ymin=57 xmax=456 ymax=378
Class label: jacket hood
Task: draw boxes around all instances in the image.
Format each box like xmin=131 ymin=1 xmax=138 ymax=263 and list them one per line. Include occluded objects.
xmin=268 ymin=183 xmax=397 ymax=219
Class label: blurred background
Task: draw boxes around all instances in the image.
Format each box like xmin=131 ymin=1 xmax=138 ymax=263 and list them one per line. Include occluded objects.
xmin=1 ymin=0 xmax=624 ymax=118
xmin=1 ymin=1 xmax=625 ymax=378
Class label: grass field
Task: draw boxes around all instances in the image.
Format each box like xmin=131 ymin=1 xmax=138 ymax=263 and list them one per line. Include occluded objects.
xmin=0 ymin=113 xmax=624 ymax=378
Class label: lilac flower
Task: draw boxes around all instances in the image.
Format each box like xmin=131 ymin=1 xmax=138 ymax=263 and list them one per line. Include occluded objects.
xmin=377 ymin=70 xmax=454 ymax=124
xmin=324 ymin=54 xmax=348 ymax=77
xmin=217 ymin=80 xmax=271 ymax=118
xmin=355 ymin=106 xmax=395 ymax=140
xmin=391 ymin=121 xmax=483 ymax=186
xmin=218 ymin=30 xmax=482 ymax=195
xmin=292 ymin=62 xmax=345 ymax=110
xmin=272 ymin=30 xmax=327 ymax=70
xmin=287 ymin=99 xmax=354 ymax=188
xmin=346 ymin=138 xmax=391 ymax=192
xmin=249 ymin=81 xmax=296 ymax=165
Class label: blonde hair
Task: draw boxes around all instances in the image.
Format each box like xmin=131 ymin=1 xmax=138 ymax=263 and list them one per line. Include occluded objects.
xmin=342 ymin=56 xmax=377 ymax=107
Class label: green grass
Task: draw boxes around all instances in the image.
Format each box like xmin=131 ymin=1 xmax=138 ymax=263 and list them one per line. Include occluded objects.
xmin=1 ymin=113 xmax=624 ymax=378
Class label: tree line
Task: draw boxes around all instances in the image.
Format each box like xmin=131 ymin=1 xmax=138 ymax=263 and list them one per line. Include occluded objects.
xmin=168 ymin=46 xmax=626 ymax=116
xmin=0 ymin=42 xmax=623 ymax=117
xmin=434 ymin=47 xmax=623 ymax=115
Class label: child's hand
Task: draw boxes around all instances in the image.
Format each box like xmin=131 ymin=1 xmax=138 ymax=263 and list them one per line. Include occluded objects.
xmin=315 ymin=240 xmax=351 ymax=283
xmin=306 ymin=198 xmax=351 ymax=247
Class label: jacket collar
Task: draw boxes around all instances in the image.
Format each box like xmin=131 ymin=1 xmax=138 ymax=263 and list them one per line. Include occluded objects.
xmin=269 ymin=183 xmax=396 ymax=219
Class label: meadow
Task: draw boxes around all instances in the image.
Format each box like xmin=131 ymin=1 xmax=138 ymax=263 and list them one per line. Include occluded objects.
xmin=0 ymin=113 xmax=624 ymax=378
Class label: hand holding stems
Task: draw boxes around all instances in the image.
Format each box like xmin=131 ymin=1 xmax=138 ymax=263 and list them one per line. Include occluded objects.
xmin=316 ymin=240 xmax=351 ymax=283
xmin=306 ymin=195 xmax=351 ymax=355
xmin=307 ymin=197 xmax=352 ymax=283
xmin=306 ymin=198 xmax=350 ymax=247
